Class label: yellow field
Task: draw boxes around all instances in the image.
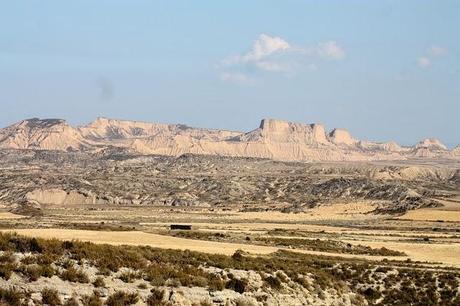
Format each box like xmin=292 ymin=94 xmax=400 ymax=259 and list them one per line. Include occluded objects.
xmin=5 ymin=228 xmax=460 ymax=267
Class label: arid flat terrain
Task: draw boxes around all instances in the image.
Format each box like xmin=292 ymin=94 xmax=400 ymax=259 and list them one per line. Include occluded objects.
xmin=0 ymin=150 xmax=459 ymax=305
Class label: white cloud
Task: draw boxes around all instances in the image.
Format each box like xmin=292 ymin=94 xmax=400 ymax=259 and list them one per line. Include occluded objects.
xmin=317 ymin=41 xmax=346 ymax=60
xmin=416 ymin=45 xmax=447 ymax=68
xmin=428 ymin=45 xmax=448 ymax=57
xmin=244 ymin=34 xmax=291 ymax=62
xmin=220 ymin=34 xmax=345 ymax=82
xmin=417 ymin=57 xmax=431 ymax=68
xmin=222 ymin=34 xmax=292 ymax=71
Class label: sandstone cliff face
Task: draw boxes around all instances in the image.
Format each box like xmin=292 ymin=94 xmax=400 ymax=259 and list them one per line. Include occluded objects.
xmin=0 ymin=117 xmax=457 ymax=162
xmin=0 ymin=118 xmax=87 ymax=151
xmin=453 ymin=146 xmax=460 ymax=156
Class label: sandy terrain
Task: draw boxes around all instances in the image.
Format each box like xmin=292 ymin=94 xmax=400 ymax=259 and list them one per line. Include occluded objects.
xmin=345 ymin=239 xmax=460 ymax=267
xmin=2 ymin=228 xmax=279 ymax=256
xmin=0 ymin=212 xmax=25 ymax=219
xmin=228 ymin=201 xmax=381 ymax=221
xmin=398 ymin=209 xmax=460 ymax=222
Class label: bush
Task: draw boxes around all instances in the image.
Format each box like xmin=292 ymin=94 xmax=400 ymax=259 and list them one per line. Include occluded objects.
xmin=208 ymin=275 xmax=225 ymax=291
xmin=0 ymin=263 xmax=16 ymax=280
xmin=264 ymin=275 xmax=282 ymax=290
xmin=105 ymin=291 xmax=139 ymax=306
xmin=41 ymin=288 xmax=61 ymax=306
xmin=81 ymin=292 xmax=102 ymax=306
xmin=146 ymin=289 xmax=166 ymax=306
xmin=60 ymin=266 xmax=89 ymax=283
xmin=138 ymin=282 xmax=148 ymax=289
xmin=0 ymin=287 xmax=24 ymax=306
xmin=226 ymin=278 xmax=248 ymax=294
xmin=23 ymin=264 xmax=55 ymax=281
xmin=93 ymin=276 xmax=105 ymax=288
xmin=64 ymin=296 xmax=80 ymax=306
xmin=118 ymin=271 xmax=140 ymax=283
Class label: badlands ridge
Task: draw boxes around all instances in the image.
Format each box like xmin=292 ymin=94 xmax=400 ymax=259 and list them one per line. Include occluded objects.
xmin=0 ymin=117 xmax=458 ymax=161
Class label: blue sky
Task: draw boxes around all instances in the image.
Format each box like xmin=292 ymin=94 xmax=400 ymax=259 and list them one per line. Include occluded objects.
xmin=1 ymin=1 xmax=459 ymax=146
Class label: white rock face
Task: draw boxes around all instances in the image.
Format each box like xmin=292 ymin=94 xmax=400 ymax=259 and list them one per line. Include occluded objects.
xmin=415 ymin=138 xmax=448 ymax=150
xmin=0 ymin=118 xmax=87 ymax=151
xmin=0 ymin=117 xmax=457 ymax=162
xmin=26 ymin=189 xmax=107 ymax=205
xmin=453 ymin=146 xmax=460 ymax=156
xmin=328 ymin=128 xmax=356 ymax=145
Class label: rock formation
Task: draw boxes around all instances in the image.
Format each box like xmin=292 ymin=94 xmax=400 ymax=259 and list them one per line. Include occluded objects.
xmin=0 ymin=117 xmax=458 ymax=162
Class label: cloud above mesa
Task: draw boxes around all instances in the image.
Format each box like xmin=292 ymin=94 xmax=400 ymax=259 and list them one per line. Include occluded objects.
xmin=417 ymin=45 xmax=448 ymax=68
xmin=220 ymin=34 xmax=346 ymax=83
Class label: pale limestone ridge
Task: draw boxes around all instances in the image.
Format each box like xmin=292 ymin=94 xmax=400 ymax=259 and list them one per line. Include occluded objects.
xmin=415 ymin=138 xmax=448 ymax=150
xmin=329 ymin=128 xmax=356 ymax=146
xmin=238 ymin=119 xmax=329 ymax=145
xmin=453 ymin=146 xmax=460 ymax=156
xmin=0 ymin=118 xmax=87 ymax=151
xmin=0 ymin=117 xmax=457 ymax=161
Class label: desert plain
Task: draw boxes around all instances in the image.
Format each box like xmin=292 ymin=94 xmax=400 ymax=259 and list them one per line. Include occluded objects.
xmin=0 ymin=145 xmax=459 ymax=305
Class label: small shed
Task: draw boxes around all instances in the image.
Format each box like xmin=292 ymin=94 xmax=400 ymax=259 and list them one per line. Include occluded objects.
xmin=170 ymin=224 xmax=192 ymax=230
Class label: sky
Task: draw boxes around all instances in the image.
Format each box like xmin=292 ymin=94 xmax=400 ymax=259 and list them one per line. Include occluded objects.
xmin=0 ymin=1 xmax=459 ymax=147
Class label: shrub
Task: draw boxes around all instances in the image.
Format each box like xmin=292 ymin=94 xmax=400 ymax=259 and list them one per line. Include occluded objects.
xmin=105 ymin=291 xmax=139 ymax=306
xmin=93 ymin=276 xmax=105 ymax=288
xmin=0 ymin=287 xmax=24 ymax=306
xmin=118 ymin=271 xmax=140 ymax=283
xmin=24 ymin=265 xmax=41 ymax=281
xmin=60 ymin=266 xmax=89 ymax=283
xmin=231 ymin=250 xmax=245 ymax=261
xmin=64 ymin=296 xmax=79 ymax=306
xmin=41 ymin=288 xmax=61 ymax=306
xmin=137 ymin=282 xmax=148 ymax=289
xmin=264 ymin=275 xmax=282 ymax=290
xmin=208 ymin=275 xmax=225 ymax=291
xmin=0 ymin=262 xmax=16 ymax=280
xmin=146 ymin=289 xmax=167 ymax=306
xmin=81 ymin=292 xmax=102 ymax=306
xmin=226 ymin=278 xmax=248 ymax=294
xmin=22 ymin=264 xmax=55 ymax=281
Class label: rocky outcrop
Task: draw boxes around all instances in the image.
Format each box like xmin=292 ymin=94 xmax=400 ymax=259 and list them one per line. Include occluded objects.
xmin=0 ymin=117 xmax=458 ymax=162
xmin=0 ymin=118 xmax=88 ymax=151
xmin=415 ymin=138 xmax=448 ymax=150
xmin=25 ymin=189 xmax=108 ymax=206
xmin=451 ymin=145 xmax=460 ymax=156
xmin=329 ymin=128 xmax=356 ymax=146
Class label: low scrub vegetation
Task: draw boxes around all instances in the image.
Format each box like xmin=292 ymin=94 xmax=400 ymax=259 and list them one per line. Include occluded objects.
xmin=170 ymin=230 xmax=405 ymax=256
xmin=0 ymin=232 xmax=458 ymax=305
